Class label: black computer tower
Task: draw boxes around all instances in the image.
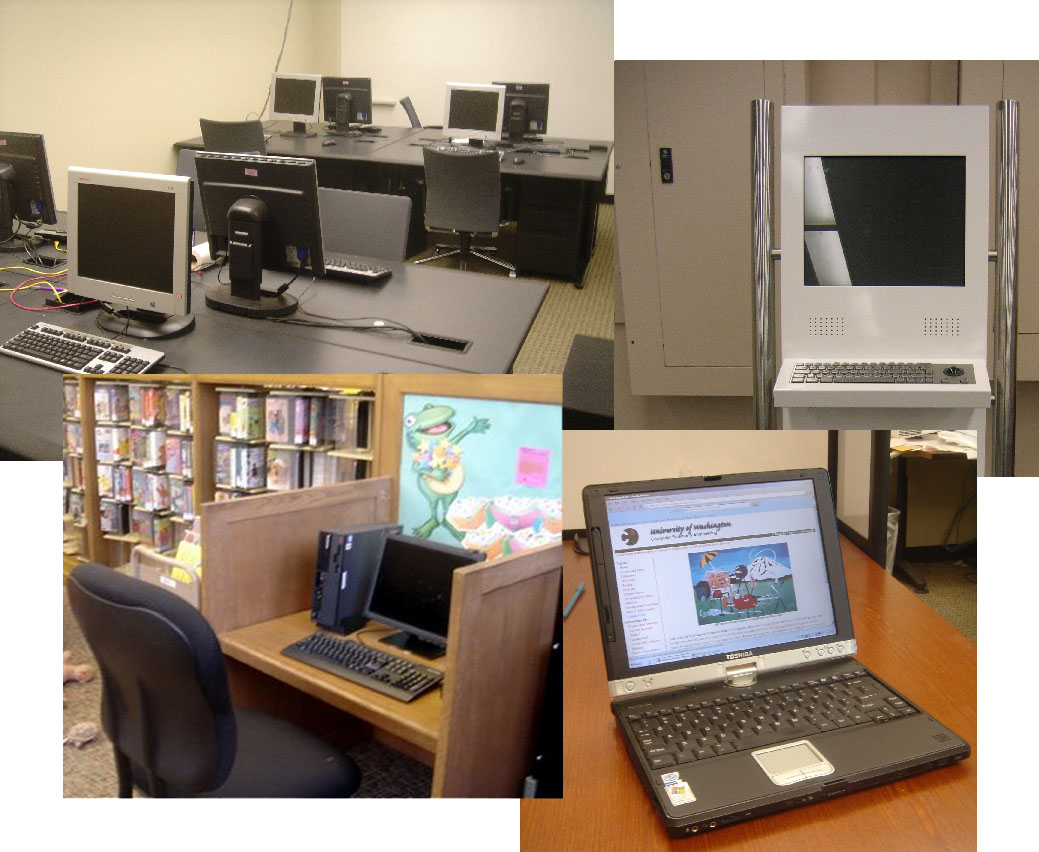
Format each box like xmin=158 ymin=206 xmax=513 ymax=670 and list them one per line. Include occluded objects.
xmin=312 ymin=523 xmax=402 ymax=634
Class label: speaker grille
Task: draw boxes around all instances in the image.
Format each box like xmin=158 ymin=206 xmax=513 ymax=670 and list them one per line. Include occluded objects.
xmin=808 ymin=316 xmax=845 ymax=336
xmin=933 ymin=732 xmax=950 ymax=743
xmin=923 ymin=317 xmax=961 ymax=337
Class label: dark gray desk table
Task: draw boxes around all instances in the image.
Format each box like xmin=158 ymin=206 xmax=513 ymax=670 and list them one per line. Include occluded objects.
xmin=0 ymin=255 xmax=548 ymax=459
xmin=174 ymin=124 xmax=614 ymax=284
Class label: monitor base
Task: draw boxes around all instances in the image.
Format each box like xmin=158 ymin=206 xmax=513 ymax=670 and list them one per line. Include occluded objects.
xmin=97 ymin=309 xmax=195 ymax=340
xmin=379 ymin=630 xmax=446 ymax=660
xmin=280 ymin=121 xmax=315 ymax=138
xmin=205 ymin=287 xmax=298 ymax=319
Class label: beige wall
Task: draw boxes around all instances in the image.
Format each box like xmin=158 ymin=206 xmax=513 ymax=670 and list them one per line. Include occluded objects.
xmin=562 ymin=429 xmax=830 ymax=530
xmin=0 ymin=0 xmax=341 ymax=210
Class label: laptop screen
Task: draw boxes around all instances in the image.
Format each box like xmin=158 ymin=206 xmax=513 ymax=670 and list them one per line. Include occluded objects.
xmin=601 ymin=478 xmax=839 ymax=671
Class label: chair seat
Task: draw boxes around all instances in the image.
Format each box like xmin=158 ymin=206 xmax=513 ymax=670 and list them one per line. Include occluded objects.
xmin=194 ymin=708 xmax=360 ymax=798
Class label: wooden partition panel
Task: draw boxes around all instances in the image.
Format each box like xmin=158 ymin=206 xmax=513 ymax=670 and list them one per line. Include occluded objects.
xmin=432 ymin=544 xmax=562 ymax=797
xmin=201 ymin=477 xmax=392 ymax=634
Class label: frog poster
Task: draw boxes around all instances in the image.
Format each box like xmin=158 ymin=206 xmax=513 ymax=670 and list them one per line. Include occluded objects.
xmin=398 ymin=394 xmax=562 ymax=560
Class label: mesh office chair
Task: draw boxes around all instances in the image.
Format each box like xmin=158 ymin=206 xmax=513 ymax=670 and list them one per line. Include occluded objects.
xmin=318 ymin=187 xmax=412 ymax=261
xmin=415 ymin=145 xmax=516 ymax=276
xmin=66 ymin=562 xmax=361 ymax=798
xmin=399 ymin=96 xmax=422 ymax=129
xmin=199 ymin=119 xmax=267 ymax=154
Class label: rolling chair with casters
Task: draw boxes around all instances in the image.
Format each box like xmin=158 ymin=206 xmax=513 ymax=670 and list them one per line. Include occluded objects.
xmin=199 ymin=118 xmax=267 ymax=154
xmin=318 ymin=187 xmax=412 ymax=261
xmin=415 ymin=145 xmax=516 ymax=277
xmin=66 ymin=562 xmax=361 ymax=798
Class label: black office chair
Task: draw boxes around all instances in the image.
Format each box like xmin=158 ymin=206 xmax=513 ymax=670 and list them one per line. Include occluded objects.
xmin=399 ymin=96 xmax=422 ymax=129
xmin=199 ymin=118 xmax=267 ymax=154
xmin=66 ymin=563 xmax=361 ymax=798
xmin=415 ymin=145 xmax=516 ymax=276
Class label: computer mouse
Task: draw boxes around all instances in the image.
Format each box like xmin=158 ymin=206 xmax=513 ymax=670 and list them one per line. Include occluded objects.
xmin=322 ymin=139 xmax=337 ymax=146
xmin=513 ymin=156 xmax=526 ymax=165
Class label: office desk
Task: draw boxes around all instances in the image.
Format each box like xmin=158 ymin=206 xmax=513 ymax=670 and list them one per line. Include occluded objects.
xmin=0 ymin=257 xmax=548 ymax=459
xmin=220 ymin=610 xmax=443 ymax=755
xmin=520 ymin=540 xmax=976 ymax=851
xmin=175 ymin=124 xmax=613 ymax=284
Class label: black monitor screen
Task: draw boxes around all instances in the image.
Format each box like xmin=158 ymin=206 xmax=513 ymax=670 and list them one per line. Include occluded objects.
xmin=366 ymin=535 xmax=483 ymax=646
xmin=274 ymin=77 xmax=318 ymax=116
xmin=803 ymin=155 xmax=965 ymax=287
xmin=0 ymin=131 xmax=57 ymax=235
xmin=494 ymin=82 xmax=549 ymax=138
xmin=77 ymin=183 xmax=176 ymax=294
xmin=448 ymin=90 xmax=500 ymax=132
xmin=321 ymin=77 xmax=372 ymax=124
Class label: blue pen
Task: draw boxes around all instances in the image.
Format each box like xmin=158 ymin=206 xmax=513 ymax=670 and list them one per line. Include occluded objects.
xmin=563 ymin=582 xmax=585 ymax=619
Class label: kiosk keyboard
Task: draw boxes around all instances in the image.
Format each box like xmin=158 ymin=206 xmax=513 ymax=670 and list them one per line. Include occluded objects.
xmin=790 ymin=362 xmax=975 ymax=384
xmin=1 ymin=322 xmax=163 ymax=374
xmin=323 ymin=254 xmax=392 ymax=283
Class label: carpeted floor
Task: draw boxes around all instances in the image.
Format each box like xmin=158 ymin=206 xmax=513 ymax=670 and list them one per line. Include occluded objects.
xmin=898 ymin=559 xmax=977 ymax=643
xmin=62 ymin=584 xmax=433 ymax=798
xmin=409 ymin=203 xmax=615 ymax=375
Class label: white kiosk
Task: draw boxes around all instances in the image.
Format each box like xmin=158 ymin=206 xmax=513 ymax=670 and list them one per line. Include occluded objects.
xmin=752 ymin=102 xmax=1020 ymax=476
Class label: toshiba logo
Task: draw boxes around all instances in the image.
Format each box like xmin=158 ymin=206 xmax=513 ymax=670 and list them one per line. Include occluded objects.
xmin=725 ymin=651 xmax=752 ymax=660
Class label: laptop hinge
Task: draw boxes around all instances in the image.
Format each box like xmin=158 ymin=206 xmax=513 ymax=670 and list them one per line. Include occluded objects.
xmin=725 ymin=661 xmax=758 ymax=688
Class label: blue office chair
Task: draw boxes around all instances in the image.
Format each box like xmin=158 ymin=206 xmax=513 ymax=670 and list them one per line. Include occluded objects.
xmin=199 ymin=119 xmax=267 ymax=155
xmin=415 ymin=145 xmax=516 ymax=276
xmin=66 ymin=562 xmax=361 ymax=798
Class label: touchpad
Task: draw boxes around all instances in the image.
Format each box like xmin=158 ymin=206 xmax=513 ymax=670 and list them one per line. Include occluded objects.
xmin=752 ymin=740 xmax=835 ymax=786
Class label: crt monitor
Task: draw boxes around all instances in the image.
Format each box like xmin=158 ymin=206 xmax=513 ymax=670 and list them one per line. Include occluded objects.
xmin=364 ymin=533 xmax=485 ymax=659
xmin=0 ymin=131 xmax=58 ymax=242
xmin=66 ymin=167 xmax=194 ymax=339
xmin=443 ymin=82 xmax=506 ymax=144
xmin=270 ymin=73 xmax=322 ymax=138
xmin=321 ymin=77 xmax=373 ymax=130
xmin=194 ymin=151 xmax=326 ymax=319
xmin=492 ymin=82 xmax=550 ymax=140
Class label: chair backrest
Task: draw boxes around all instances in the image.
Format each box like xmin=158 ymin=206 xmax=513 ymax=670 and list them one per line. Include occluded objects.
xmin=175 ymin=148 xmax=207 ymax=233
xmin=199 ymin=118 xmax=267 ymax=154
xmin=399 ymin=96 xmax=422 ymax=128
xmin=318 ymin=188 xmax=412 ymax=261
xmin=421 ymin=146 xmax=501 ymax=235
xmin=66 ymin=563 xmax=236 ymax=795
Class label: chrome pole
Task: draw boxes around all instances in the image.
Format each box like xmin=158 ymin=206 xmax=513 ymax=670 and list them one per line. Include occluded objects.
xmin=992 ymin=99 xmax=1019 ymax=476
xmin=752 ymin=99 xmax=777 ymax=429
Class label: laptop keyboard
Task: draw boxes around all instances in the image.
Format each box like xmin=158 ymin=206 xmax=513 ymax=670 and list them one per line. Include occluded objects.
xmin=624 ymin=670 xmax=918 ymax=770
xmin=790 ymin=362 xmax=975 ymax=384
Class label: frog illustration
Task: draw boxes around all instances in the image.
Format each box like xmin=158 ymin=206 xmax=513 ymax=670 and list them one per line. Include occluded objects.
xmin=406 ymin=403 xmax=490 ymax=540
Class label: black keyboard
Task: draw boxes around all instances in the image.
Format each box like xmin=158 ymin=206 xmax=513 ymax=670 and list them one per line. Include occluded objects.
xmin=511 ymin=143 xmax=565 ymax=155
xmin=323 ymin=254 xmax=393 ymax=283
xmin=281 ymin=632 xmax=443 ymax=702
xmin=790 ymin=362 xmax=976 ymax=384
xmin=1 ymin=321 xmax=164 ymax=374
xmin=623 ymin=670 xmax=918 ymax=770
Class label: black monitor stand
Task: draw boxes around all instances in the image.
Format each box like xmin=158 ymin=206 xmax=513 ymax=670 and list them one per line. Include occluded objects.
xmin=97 ymin=307 xmax=195 ymax=339
xmin=280 ymin=121 xmax=315 ymax=138
xmin=380 ymin=630 xmax=446 ymax=660
xmin=205 ymin=197 xmax=298 ymax=319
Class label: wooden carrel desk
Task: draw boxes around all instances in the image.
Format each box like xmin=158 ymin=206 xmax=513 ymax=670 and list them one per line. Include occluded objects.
xmin=520 ymin=539 xmax=976 ymax=850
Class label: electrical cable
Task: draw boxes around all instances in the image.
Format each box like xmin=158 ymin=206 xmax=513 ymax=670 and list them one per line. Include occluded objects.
xmin=255 ymin=0 xmax=296 ymax=120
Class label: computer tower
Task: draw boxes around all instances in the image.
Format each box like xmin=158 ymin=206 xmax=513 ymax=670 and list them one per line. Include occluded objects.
xmin=312 ymin=523 xmax=402 ymax=634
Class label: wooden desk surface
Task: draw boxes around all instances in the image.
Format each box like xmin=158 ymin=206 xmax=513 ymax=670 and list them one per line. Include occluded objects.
xmin=521 ymin=539 xmax=976 ymax=851
xmin=219 ymin=610 xmax=444 ymax=754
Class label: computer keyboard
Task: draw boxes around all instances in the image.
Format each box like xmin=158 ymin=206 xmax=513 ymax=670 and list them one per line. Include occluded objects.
xmin=323 ymin=254 xmax=393 ymax=283
xmin=281 ymin=632 xmax=443 ymax=702
xmin=510 ymin=143 xmax=565 ymax=155
xmin=623 ymin=670 xmax=918 ymax=770
xmin=790 ymin=362 xmax=976 ymax=384
xmin=1 ymin=321 xmax=164 ymax=374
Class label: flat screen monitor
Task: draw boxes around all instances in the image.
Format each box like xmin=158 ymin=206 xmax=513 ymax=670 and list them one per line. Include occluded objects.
xmin=364 ymin=533 xmax=485 ymax=659
xmin=67 ymin=167 xmax=194 ymax=339
xmin=0 ymin=131 xmax=58 ymax=242
xmin=492 ymin=82 xmax=549 ymax=140
xmin=321 ymin=77 xmax=373 ymax=127
xmin=195 ymin=151 xmax=326 ymax=319
xmin=779 ymin=105 xmax=989 ymax=362
xmin=443 ymin=82 xmax=506 ymax=144
xmin=270 ymin=73 xmax=322 ymax=137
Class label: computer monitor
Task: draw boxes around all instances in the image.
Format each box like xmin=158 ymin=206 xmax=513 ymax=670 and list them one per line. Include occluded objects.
xmin=0 ymin=131 xmax=58 ymax=242
xmin=779 ymin=105 xmax=989 ymax=362
xmin=364 ymin=533 xmax=485 ymax=659
xmin=270 ymin=73 xmax=322 ymax=138
xmin=443 ymin=82 xmax=506 ymax=145
xmin=492 ymin=82 xmax=550 ymax=140
xmin=194 ymin=151 xmax=326 ymax=319
xmin=66 ymin=167 xmax=194 ymax=339
xmin=321 ymin=77 xmax=373 ymax=131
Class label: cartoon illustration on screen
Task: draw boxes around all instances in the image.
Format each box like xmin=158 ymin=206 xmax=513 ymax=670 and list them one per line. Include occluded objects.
xmin=688 ymin=544 xmax=798 ymax=624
